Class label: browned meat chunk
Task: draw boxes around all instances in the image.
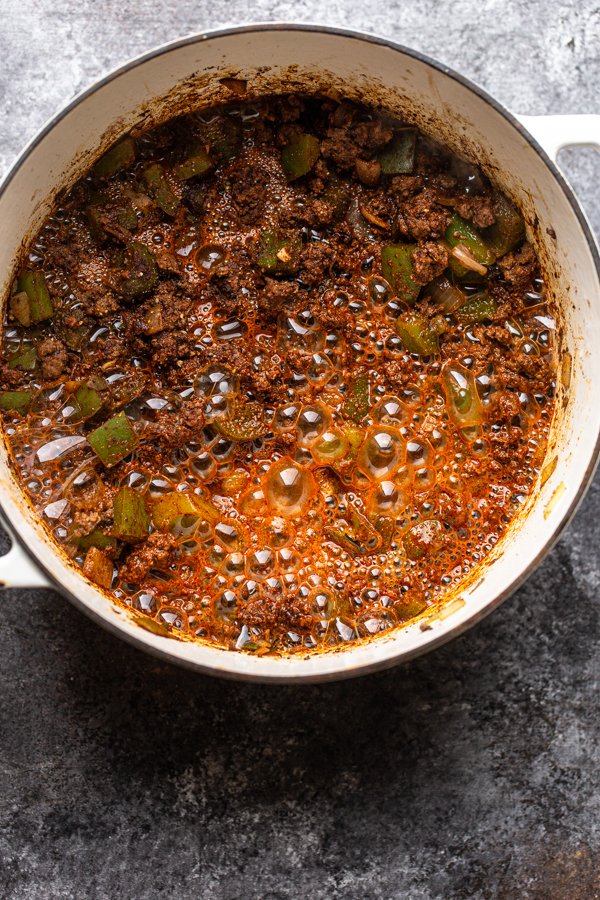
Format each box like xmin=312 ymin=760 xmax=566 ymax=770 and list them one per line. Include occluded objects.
xmin=230 ymin=164 xmax=270 ymax=224
xmin=242 ymin=589 xmax=314 ymax=632
xmin=38 ymin=337 xmax=69 ymax=380
xmin=488 ymin=390 xmax=522 ymax=425
xmin=321 ymin=118 xmax=393 ymax=169
xmin=299 ymin=243 xmax=334 ymax=286
xmin=276 ymin=123 xmax=305 ymax=148
xmin=498 ymin=242 xmax=537 ymax=288
xmin=121 ymin=531 xmax=178 ymax=583
xmin=149 ymin=329 xmax=195 ymax=366
xmin=210 ymin=246 xmax=257 ymax=311
xmin=389 ymin=174 xmax=424 ymax=201
xmin=454 ymin=194 xmax=496 ymax=229
xmin=412 ymin=241 xmax=449 ymax=284
xmin=438 ymin=492 xmax=468 ymax=528
xmin=90 ymin=293 xmax=122 ymax=318
xmin=396 ymin=188 xmax=453 ymax=240
xmin=355 ymin=158 xmax=381 ymax=186
xmin=155 ymin=249 xmax=181 ymax=275
xmin=143 ymin=398 xmax=206 ymax=449
xmin=256 ymin=278 xmax=298 ymax=319
xmin=283 ymin=197 xmax=335 ymax=228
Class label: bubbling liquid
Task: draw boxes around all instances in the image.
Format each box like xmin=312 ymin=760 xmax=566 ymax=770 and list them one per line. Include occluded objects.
xmin=0 ymin=94 xmax=558 ymax=655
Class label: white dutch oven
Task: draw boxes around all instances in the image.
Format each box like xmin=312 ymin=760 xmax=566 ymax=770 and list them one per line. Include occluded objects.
xmin=0 ymin=25 xmax=599 ymax=682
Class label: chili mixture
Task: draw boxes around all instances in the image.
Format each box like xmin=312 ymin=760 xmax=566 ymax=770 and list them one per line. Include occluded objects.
xmin=0 ymin=94 xmax=556 ymax=654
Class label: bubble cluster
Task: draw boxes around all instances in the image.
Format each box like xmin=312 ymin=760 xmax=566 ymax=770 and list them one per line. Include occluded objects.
xmin=0 ymin=99 xmax=558 ymax=657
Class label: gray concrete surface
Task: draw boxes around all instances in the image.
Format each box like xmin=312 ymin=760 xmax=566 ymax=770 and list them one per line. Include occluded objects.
xmin=1 ymin=2 xmax=599 ymax=898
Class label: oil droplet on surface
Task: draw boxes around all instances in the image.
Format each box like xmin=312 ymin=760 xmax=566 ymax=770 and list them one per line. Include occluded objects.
xmin=261 ymin=516 xmax=295 ymax=548
xmin=297 ymin=404 xmax=331 ymax=447
xmin=246 ymin=547 xmax=277 ymax=581
xmin=367 ymin=480 xmax=408 ymax=516
xmin=195 ymin=244 xmax=226 ymax=271
xmin=278 ymin=547 xmax=302 ymax=573
xmin=357 ymin=427 xmax=406 ymax=481
xmin=311 ymin=429 xmax=349 ymax=464
xmin=273 ymin=403 xmax=300 ymax=432
xmin=238 ymin=486 xmax=268 ymax=517
xmin=372 ymin=396 xmax=410 ymax=426
xmin=367 ymin=275 xmax=393 ymax=307
xmin=306 ymin=353 xmax=334 ymax=386
xmin=213 ymin=318 xmax=247 ymax=342
xmin=277 ymin=314 xmax=326 ymax=354
xmin=263 ymin=457 xmax=318 ymax=517
xmin=214 ymin=520 xmax=247 ymax=551
xmin=220 ymin=552 xmax=245 ymax=577
xmin=36 ymin=435 xmax=87 ymax=463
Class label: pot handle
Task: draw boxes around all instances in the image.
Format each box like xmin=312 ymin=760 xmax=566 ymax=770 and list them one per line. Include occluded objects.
xmin=517 ymin=114 xmax=600 ymax=161
xmin=0 ymin=513 xmax=53 ymax=589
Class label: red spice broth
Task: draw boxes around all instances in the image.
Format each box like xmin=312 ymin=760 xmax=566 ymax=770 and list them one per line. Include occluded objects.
xmin=0 ymin=94 xmax=557 ymax=654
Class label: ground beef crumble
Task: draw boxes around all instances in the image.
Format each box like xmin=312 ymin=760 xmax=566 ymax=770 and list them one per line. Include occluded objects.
xmin=0 ymin=92 xmax=557 ymax=657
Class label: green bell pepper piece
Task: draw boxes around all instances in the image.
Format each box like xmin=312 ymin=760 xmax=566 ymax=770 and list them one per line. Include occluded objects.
xmin=117 ymin=205 xmax=139 ymax=230
xmin=341 ymin=423 xmax=366 ymax=458
xmin=8 ymin=346 xmax=37 ymax=370
xmin=485 ymin=193 xmax=525 ymax=258
xmin=76 ymin=529 xmax=118 ymax=553
xmin=118 ymin=242 xmax=158 ymax=299
xmin=430 ymin=313 xmax=449 ymax=335
xmin=199 ymin=116 xmax=242 ymax=161
xmin=372 ymin=515 xmax=395 ymax=550
xmin=381 ymin=244 xmax=421 ymax=305
xmin=257 ymin=229 xmax=302 ymax=275
xmin=324 ymin=505 xmax=383 ymax=557
xmin=455 ymin=291 xmax=498 ymax=324
xmin=93 ymin=137 xmax=136 ymax=179
xmin=88 ymin=412 xmax=138 ymax=467
xmin=377 ymin=130 xmax=416 ymax=175
xmin=320 ymin=175 xmax=351 ymax=222
xmin=396 ymin=311 xmax=440 ymax=355
xmin=341 ymin=372 xmax=371 ymax=424
xmin=281 ymin=133 xmax=320 ymax=181
xmin=87 ymin=197 xmax=137 ymax=240
xmin=152 ymin=491 xmax=220 ymax=531
xmin=445 ymin=213 xmax=495 ymax=278
xmin=395 ymin=595 xmax=428 ymax=620
xmin=403 ymin=519 xmax=443 ymax=561
xmin=75 ymin=384 xmax=104 ymax=419
xmin=62 ymin=324 xmax=92 ymax=353
xmin=0 ymin=390 xmax=33 ymax=413
xmin=173 ymin=149 xmax=213 ymax=181
xmin=142 ymin=163 xmax=180 ymax=216
xmin=113 ymin=486 xmax=150 ymax=542
xmin=16 ymin=271 xmax=54 ymax=324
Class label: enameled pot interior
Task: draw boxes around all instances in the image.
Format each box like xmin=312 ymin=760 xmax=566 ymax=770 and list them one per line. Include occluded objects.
xmin=0 ymin=27 xmax=598 ymax=681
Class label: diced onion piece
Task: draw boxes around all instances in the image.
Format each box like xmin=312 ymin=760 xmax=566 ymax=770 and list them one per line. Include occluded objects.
xmin=359 ymin=205 xmax=390 ymax=230
xmin=450 ymin=243 xmax=488 ymax=276
xmin=429 ymin=276 xmax=465 ymax=314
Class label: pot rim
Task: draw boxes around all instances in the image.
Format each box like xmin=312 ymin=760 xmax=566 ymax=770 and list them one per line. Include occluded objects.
xmin=1 ymin=22 xmax=599 ymax=682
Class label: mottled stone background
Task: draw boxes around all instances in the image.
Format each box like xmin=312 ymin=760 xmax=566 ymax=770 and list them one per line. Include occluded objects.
xmin=1 ymin=3 xmax=599 ymax=898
